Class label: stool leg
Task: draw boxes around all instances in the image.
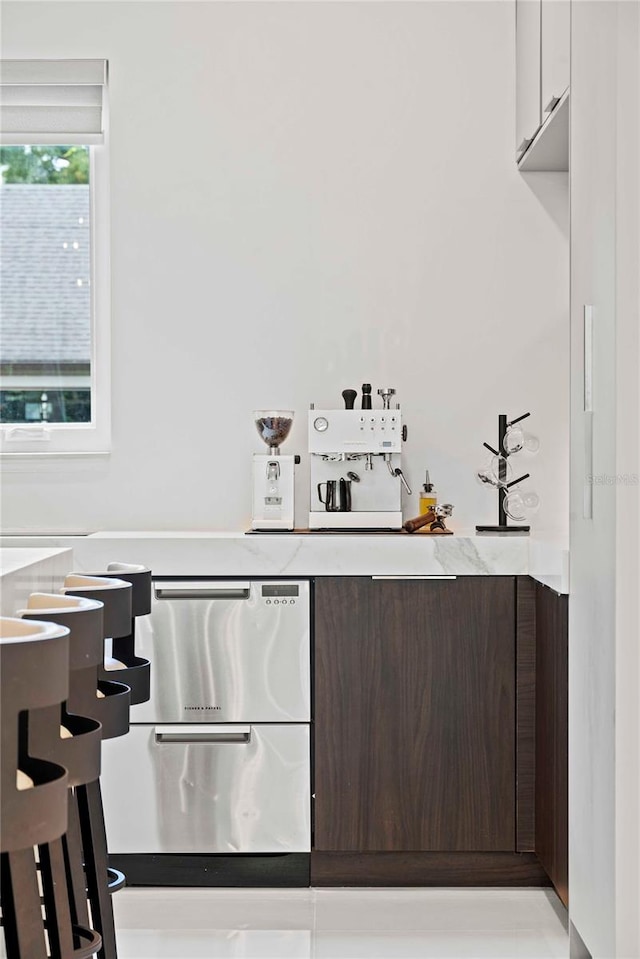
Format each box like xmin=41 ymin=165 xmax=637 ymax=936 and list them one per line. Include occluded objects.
xmin=39 ymin=839 xmax=75 ymax=959
xmin=76 ymin=779 xmax=118 ymax=959
xmin=64 ymin=789 xmax=91 ymax=929
xmin=1 ymin=848 xmax=48 ymax=959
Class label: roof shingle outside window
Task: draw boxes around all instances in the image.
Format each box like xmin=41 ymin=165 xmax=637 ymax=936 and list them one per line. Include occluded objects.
xmin=0 ymin=184 xmax=91 ymax=369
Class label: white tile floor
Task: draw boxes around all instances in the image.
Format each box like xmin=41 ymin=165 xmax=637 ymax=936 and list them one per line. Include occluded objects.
xmin=112 ymin=887 xmax=569 ymax=959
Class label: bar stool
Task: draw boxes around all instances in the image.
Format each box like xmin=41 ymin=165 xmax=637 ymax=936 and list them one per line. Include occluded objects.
xmin=57 ymin=574 xmax=140 ymax=959
xmin=18 ymin=595 xmax=107 ymax=949
xmin=61 ymin=576 xmax=133 ymax=740
xmin=84 ymin=564 xmax=152 ymax=707
xmin=19 ymin=595 xmax=103 ymax=789
xmin=65 ymin=568 xmax=151 ymax=898
xmin=0 ymin=616 xmax=100 ymax=959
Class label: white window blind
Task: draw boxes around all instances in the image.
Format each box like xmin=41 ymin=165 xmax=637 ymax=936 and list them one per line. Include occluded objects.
xmin=0 ymin=60 xmax=107 ymax=144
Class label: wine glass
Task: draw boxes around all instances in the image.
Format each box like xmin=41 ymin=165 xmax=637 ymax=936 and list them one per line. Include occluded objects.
xmin=503 ymin=491 xmax=527 ymax=522
xmin=503 ymin=424 xmax=540 ymax=455
xmin=476 ymin=466 xmax=497 ymax=487
xmin=476 ymin=456 xmax=513 ymax=488
xmin=504 ymin=489 xmax=540 ymax=522
xmin=489 ymin=454 xmax=512 ymax=486
xmin=503 ymin=425 xmax=524 ymax=455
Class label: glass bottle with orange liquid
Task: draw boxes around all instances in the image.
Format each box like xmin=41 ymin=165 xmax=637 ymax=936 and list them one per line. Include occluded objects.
xmin=419 ymin=471 xmax=437 ymax=515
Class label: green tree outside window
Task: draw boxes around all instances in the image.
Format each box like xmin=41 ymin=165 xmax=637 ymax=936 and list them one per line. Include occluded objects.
xmin=0 ymin=145 xmax=89 ymax=184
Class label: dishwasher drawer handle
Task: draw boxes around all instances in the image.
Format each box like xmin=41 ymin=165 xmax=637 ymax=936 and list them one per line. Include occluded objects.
xmin=154 ymin=583 xmax=251 ymax=600
xmin=155 ymin=725 xmax=251 ymax=744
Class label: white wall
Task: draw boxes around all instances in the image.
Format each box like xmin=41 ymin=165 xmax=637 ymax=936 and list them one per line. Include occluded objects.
xmin=0 ymin=1 xmax=569 ymax=534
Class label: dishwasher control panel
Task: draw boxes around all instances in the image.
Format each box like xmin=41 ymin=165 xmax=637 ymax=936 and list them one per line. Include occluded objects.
xmin=262 ymin=584 xmax=298 ymax=605
xmin=261 ymin=584 xmax=299 ymax=597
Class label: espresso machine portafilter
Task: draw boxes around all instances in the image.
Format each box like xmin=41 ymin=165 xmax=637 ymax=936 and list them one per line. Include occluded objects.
xmin=308 ymin=388 xmax=411 ymax=530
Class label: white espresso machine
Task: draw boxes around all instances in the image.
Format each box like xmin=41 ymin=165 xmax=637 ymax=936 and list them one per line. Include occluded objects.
xmin=252 ymin=410 xmax=298 ymax=530
xmin=308 ymin=388 xmax=411 ymax=530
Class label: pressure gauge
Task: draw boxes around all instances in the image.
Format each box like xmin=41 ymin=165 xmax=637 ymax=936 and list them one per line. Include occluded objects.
xmin=314 ymin=416 xmax=329 ymax=433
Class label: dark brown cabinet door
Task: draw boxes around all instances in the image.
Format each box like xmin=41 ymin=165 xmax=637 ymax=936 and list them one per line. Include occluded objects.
xmin=314 ymin=577 xmax=516 ymax=852
xmin=535 ymin=583 xmax=568 ymax=907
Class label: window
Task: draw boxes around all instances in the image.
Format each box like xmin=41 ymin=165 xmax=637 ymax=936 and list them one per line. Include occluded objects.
xmin=0 ymin=60 xmax=109 ymax=455
xmin=1 ymin=145 xmax=92 ymax=426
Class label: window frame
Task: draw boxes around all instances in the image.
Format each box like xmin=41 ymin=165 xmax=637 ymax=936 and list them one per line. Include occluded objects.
xmin=0 ymin=140 xmax=111 ymax=457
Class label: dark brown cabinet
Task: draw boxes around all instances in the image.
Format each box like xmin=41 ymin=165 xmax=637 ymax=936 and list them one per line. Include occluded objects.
xmin=535 ymin=582 xmax=568 ymax=907
xmin=314 ymin=576 xmax=516 ymax=853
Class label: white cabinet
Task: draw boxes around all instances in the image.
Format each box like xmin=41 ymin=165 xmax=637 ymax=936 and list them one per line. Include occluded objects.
xmin=516 ymin=0 xmax=541 ymax=158
xmin=541 ymin=0 xmax=570 ymax=116
xmin=516 ymin=0 xmax=570 ymax=169
xmin=569 ymin=3 xmax=640 ymax=957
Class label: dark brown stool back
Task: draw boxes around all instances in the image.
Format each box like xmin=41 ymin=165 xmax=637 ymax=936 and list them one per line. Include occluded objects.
xmin=104 ymin=562 xmax=151 ymax=618
xmin=0 ymin=617 xmax=70 ymax=852
xmin=61 ymin=575 xmax=134 ymax=737
xmin=77 ymin=565 xmax=152 ymax=707
xmin=62 ymin=575 xmax=132 ymax=641
xmin=20 ymin=591 xmax=128 ymax=738
xmin=18 ymin=595 xmax=104 ymax=788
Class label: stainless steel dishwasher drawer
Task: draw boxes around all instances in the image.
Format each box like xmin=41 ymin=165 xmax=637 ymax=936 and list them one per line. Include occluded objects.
xmin=132 ymin=580 xmax=311 ymax=724
xmin=101 ymin=723 xmax=310 ymax=854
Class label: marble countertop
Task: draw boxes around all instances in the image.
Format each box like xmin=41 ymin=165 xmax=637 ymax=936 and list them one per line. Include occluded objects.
xmin=0 ymin=546 xmax=70 ymax=578
xmin=528 ymin=535 xmax=571 ymax=594
xmin=0 ymin=531 xmax=569 ymax=593
xmin=0 ymin=546 xmax=73 ymax=616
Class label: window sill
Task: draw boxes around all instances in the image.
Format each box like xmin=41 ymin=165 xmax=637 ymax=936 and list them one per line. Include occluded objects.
xmin=1 ymin=451 xmax=110 ymax=473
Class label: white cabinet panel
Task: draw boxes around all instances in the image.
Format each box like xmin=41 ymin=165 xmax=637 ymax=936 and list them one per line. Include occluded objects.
xmin=516 ymin=0 xmax=542 ymax=158
xmin=570 ymin=6 xmax=640 ymax=957
xmin=541 ymin=0 xmax=570 ymax=115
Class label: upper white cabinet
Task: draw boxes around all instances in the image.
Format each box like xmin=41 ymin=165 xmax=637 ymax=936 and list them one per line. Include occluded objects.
xmin=516 ymin=0 xmax=570 ymax=170
xmin=516 ymin=0 xmax=542 ymax=159
xmin=541 ymin=0 xmax=570 ymax=116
